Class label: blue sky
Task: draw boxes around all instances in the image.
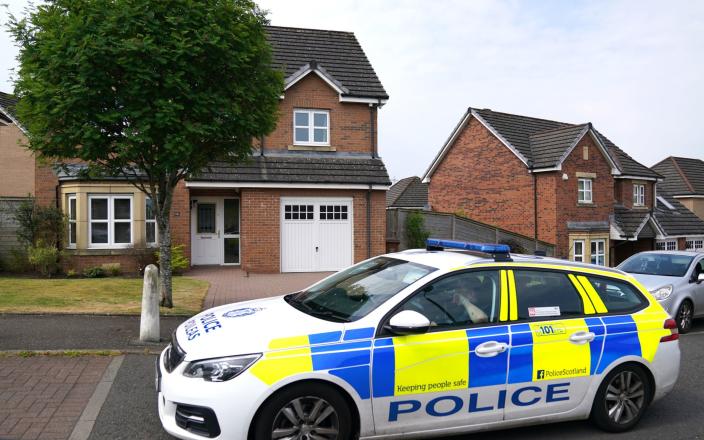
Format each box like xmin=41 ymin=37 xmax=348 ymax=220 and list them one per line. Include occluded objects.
xmin=2 ymin=1 xmax=703 ymax=181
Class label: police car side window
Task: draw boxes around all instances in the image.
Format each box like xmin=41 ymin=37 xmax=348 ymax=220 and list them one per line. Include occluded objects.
xmin=583 ymin=276 xmax=645 ymax=312
xmin=399 ymin=271 xmax=501 ymax=328
xmin=513 ymin=270 xmax=583 ymax=320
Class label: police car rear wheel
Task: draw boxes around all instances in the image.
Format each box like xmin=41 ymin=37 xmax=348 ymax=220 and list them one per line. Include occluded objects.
xmin=591 ymin=365 xmax=652 ymax=432
xmin=254 ymin=382 xmax=353 ymax=440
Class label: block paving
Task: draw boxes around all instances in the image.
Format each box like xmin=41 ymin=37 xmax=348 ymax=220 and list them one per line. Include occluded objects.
xmin=0 ymin=355 xmax=112 ymax=440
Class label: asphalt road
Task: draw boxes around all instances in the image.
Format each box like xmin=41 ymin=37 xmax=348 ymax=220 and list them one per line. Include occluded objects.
xmin=90 ymin=323 xmax=704 ymax=440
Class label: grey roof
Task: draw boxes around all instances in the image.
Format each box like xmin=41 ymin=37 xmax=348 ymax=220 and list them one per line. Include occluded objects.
xmin=191 ymin=155 xmax=391 ymax=185
xmin=387 ymin=176 xmax=428 ymax=208
xmin=0 ymin=91 xmax=18 ymax=123
xmin=653 ymin=192 xmax=704 ymax=236
xmin=612 ymin=207 xmax=650 ymax=237
xmin=266 ymin=26 xmax=388 ymax=99
xmin=566 ymin=221 xmax=610 ymax=232
xmin=651 ymin=156 xmax=704 ymax=196
xmin=470 ymin=108 xmax=659 ymax=178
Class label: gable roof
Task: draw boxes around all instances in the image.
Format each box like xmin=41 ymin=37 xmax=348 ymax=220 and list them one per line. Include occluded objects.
xmin=423 ymin=107 xmax=660 ymax=181
xmin=267 ymin=26 xmax=388 ymax=101
xmin=612 ymin=207 xmax=653 ymax=238
xmin=652 ymin=192 xmax=704 ymax=236
xmin=651 ymin=156 xmax=704 ymax=196
xmin=386 ymin=176 xmax=428 ymax=208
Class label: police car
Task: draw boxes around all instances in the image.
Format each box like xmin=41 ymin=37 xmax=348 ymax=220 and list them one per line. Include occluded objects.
xmin=157 ymin=239 xmax=680 ymax=440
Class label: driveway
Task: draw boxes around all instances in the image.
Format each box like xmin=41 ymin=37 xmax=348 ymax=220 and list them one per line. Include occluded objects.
xmin=186 ymin=267 xmax=332 ymax=309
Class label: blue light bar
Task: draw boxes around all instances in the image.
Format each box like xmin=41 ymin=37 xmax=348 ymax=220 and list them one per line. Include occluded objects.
xmin=426 ymin=238 xmax=511 ymax=254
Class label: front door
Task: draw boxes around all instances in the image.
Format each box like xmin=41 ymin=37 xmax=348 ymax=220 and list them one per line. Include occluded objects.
xmin=191 ymin=197 xmax=241 ymax=265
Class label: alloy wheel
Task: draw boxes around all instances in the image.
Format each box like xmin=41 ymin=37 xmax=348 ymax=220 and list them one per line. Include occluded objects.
xmin=678 ymin=302 xmax=693 ymax=332
xmin=271 ymin=396 xmax=340 ymax=440
xmin=605 ymin=370 xmax=645 ymax=425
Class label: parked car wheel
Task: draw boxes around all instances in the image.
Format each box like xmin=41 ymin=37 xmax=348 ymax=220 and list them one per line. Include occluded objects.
xmin=676 ymin=300 xmax=693 ymax=334
xmin=591 ymin=364 xmax=652 ymax=432
xmin=252 ymin=382 xmax=353 ymax=440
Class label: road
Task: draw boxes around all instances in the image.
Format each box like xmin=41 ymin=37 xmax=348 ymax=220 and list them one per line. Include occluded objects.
xmin=89 ymin=325 xmax=704 ymax=440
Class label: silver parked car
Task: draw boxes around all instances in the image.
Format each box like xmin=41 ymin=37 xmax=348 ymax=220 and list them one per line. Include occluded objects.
xmin=618 ymin=251 xmax=704 ymax=333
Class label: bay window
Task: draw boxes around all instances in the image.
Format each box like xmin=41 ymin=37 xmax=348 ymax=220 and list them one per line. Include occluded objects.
xmin=89 ymin=195 xmax=133 ymax=247
xmin=590 ymin=239 xmax=605 ymax=266
xmin=67 ymin=195 xmax=76 ymax=248
xmin=146 ymin=197 xmax=157 ymax=246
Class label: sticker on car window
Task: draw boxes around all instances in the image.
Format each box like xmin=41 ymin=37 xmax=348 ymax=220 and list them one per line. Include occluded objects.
xmin=528 ymin=306 xmax=561 ymax=317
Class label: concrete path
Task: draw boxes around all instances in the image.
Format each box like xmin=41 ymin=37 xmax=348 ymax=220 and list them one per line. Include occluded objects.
xmin=187 ymin=266 xmax=332 ymax=309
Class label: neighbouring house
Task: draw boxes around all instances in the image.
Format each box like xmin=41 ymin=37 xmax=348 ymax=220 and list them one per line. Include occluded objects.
xmin=386 ymin=176 xmax=429 ymax=210
xmin=422 ymin=107 xmax=703 ymax=266
xmin=651 ymin=156 xmax=704 ymax=221
xmin=29 ymin=26 xmax=391 ymax=273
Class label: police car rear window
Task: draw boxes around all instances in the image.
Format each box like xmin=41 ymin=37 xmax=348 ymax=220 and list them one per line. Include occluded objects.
xmin=286 ymin=257 xmax=436 ymax=322
xmin=582 ymin=276 xmax=646 ymax=313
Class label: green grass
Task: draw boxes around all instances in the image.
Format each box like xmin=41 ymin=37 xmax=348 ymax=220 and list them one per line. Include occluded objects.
xmin=0 ymin=276 xmax=209 ymax=315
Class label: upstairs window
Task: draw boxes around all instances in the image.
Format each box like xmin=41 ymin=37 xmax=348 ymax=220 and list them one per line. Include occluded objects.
xmin=578 ymin=178 xmax=593 ymax=203
xmin=633 ymin=184 xmax=645 ymax=206
xmin=294 ymin=109 xmax=329 ymax=146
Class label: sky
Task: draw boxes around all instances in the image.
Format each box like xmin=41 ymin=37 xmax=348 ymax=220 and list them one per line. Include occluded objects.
xmin=1 ymin=0 xmax=703 ymax=181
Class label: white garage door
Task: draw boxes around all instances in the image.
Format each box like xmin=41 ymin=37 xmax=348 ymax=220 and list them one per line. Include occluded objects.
xmin=281 ymin=197 xmax=353 ymax=272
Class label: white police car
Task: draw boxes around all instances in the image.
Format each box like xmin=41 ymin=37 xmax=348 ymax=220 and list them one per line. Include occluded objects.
xmin=157 ymin=240 xmax=680 ymax=439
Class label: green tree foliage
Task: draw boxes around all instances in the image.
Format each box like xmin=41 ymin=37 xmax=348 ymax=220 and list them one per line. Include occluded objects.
xmin=9 ymin=0 xmax=283 ymax=306
xmin=405 ymin=211 xmax=430 ymax=249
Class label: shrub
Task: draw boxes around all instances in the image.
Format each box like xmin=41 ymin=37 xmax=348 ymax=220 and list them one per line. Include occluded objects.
xmin=66 ymin=269 xmax=78 ymax=278
xmin=15 ymin=199 xmax=67 ymax=248
xmin=83 ymin=266 xmax=106 ymax=278
xmin=405 ymin=211 xmax=430 ymax=249
xmin=101 ymin=263 xmax=122 ymax=277
xmin=5 ymin=248 xmax=32 ymax=273
xmin=27 ymin=242 xmax=62 ymax=277
xmin=156 ymin=244 xmax=189 ymax=274
xmin=125 ymin=245 xmax=156 ymax=275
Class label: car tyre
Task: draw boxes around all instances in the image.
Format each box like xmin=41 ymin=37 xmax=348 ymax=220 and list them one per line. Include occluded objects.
xmin=591 ymin=364 xmax=652 ymax=432
xmin=676 ymin=300 xmax=693 ymax=334
xmin=253 ymin=382 xmax=353 ymax=440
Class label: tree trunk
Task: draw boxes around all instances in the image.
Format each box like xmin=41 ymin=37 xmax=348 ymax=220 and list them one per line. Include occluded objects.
xmin=158 ymin=220 xmax=173 ymax=308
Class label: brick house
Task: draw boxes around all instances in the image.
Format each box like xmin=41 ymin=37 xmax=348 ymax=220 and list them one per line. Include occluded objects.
xmin=28 ymin=26 xmax=391 ymax=273
xmin=651 ymin=157 xmax=704 ymax=221
xmin=422 ymin=107 xmax=703 ymax=266
xmin=386 ymin=176 xmax=429 ymax=210
xmin=0 ymin=93 xmax=34 ymax=197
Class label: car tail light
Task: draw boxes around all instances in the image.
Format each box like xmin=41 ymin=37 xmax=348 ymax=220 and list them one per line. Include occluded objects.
xmin=660 ymin=318 xmax=679 ymax=342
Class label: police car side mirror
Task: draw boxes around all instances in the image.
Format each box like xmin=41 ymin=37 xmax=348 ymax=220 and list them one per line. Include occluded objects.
xmin=385 ymin=310 xmax=431 ymax=335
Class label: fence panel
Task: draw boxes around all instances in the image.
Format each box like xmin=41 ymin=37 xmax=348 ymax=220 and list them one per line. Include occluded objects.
xmin=0 ymin=197 xmax=30 ymax=260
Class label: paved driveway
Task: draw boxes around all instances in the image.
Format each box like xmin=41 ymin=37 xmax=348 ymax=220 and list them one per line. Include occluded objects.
xmin=187 ymin=267 xmax=332 ymax=309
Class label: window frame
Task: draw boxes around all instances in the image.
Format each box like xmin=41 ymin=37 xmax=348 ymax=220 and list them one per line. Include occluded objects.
xmin=67 ymin=195 xmax=77 ymax=249
xmin=293 ymin=109 xmax=330 ymax=146
xmin=685 ymin=237 xmax=704 ymax=251
xmin=633 ymin=184 xmax=645 ymax=206
xmin=590 ymin=239 xmax=606 ymax=266
xmin=656 ymin=239 xmax=677 ymax=251
xmin=511 ymin=268 xmax=586 ymax=322
xmin=572 ymin=240 xmax=585 ymax=263
xmin=580 ymin=274 xmax=648 ymax=314
xmin=145 ymin=197 xmax=158 ymax=247
xmin=88 ymin=194 xmax=133 ymax=249
xmin=577 ymin=178 xmax=593 ymax=204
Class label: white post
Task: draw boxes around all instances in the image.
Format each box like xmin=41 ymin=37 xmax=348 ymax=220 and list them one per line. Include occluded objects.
xmin=140 ymin=264 xmax=160 ymax=342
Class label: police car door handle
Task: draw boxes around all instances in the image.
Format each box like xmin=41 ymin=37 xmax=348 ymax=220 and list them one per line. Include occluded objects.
xmin=569 ymin=331 xmax=595 ymax=344
xmin=475 ymin=341 xmax=508 ymax=357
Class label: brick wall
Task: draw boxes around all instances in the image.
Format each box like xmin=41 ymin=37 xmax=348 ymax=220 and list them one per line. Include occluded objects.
xmin=35 ymin=161 xmax=59 ymax=208
xmin=614 ymin=179 xmax=654 ymax=209
xmin=261 ymin=74 xmax=375 ymax=155
xmin=170 ymin=180 xmax=191 ymax=263
xmin=240 ymin=188 xmax=386 ymax=273
xmin=0 ymin=123 xmax=34 ymax=197
xmin=61 ymin=252 xmax=156 ymax=274
xmin=536 ymin=173 xmax=557 ymax=245
xmin=428 ymin=117 xmax=536 ymax=238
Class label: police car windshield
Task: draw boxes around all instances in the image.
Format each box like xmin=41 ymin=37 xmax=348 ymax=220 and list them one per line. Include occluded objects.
xmin=619 ymin=253 xmax=694 ymax=277
xmin=286 ymin=257 xmax=435 ymax=322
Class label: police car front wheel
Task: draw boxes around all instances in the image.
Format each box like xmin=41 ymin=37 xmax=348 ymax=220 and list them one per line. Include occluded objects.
xmin=591 ymin=364 xmax=652 ymax=432
xmin=252 ymin=382 xmax=353 ymax=440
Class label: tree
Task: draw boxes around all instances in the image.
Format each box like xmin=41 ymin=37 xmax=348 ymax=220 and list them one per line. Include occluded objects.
xmin=405 ymin=211 xmax=430 ymax=249
xmin=9 ymin=0 xmax=283 ymax=306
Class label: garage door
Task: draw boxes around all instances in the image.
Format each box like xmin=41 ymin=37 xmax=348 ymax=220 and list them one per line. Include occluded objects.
xmin=281 ymin=197 xmax=353 ymax=272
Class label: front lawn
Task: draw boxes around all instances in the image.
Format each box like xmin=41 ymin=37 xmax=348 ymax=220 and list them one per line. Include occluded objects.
xmin=0 ymin=276 xmax=208 ymax=315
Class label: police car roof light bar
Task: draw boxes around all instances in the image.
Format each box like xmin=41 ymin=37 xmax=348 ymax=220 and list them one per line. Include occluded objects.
xmin=426 ymin=239 xmax=512 ymax=261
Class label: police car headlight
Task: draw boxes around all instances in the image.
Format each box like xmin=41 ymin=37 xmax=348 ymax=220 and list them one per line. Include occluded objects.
xmin=183 ymin=354 xmax=261 ymax=382
xmin=650 ymin=285 xmax=673 ymax=300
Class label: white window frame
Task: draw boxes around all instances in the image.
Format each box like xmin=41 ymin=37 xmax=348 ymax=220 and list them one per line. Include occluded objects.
xmin=685 ymin=237 xmax=703 ymax=251
xmin=572 ymin=240 xmax=585 ymax=262
xmin=633 ymin=184 xmax=645 ymax=206
xmin=590 ymin=239 xmax=605 ymax=266
xmin=656 ymin=239 xmax=677 ymax=251
xmin=578 ymin=178 xmax=593 ymax=203
xmin=145 ymin=197 xmax=158 ymax=247
xmin=88 ymin=195 xmax=133 ymax=248
xmin=67 ymin=195 xmax=77 ymax=249
xmin=293 ymin=109 xmax=330 ymax=146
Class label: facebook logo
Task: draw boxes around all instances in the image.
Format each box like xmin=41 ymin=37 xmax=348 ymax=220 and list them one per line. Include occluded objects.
xmin=537 ymin=370 xmax=546 ymax=379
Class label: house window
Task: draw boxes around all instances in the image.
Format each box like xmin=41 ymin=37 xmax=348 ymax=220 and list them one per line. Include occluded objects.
xmin=633 ymin=184 xmax=645 ymax=206
xmin=590 ymin=239 xmax=605 ymax=266
xmin=578 ymin=178 xmax=593 ymax=203
xmin=89 ymin=195 xmax=132 ymax=247
xmin=685 ymin=238 xmax=703 ymax=251
xmin=320 ymin=205 xmax=348 ymax=220
xmin=146 ymin=198 xmax=157 ymax=246
xmin=67 ymin=195 xmax=77 ymax=248
xmin=284 ymin=204 xmax=314 ymax=220
xmin=197 ymin=204 xmax=216 ymax=234
xmin=293 ymin=109 xmax=329 ymax=146
xmin=572 ymin=240 xmax=585 ymax=262
xmin=656 ymin=239 xmax=677 ymax=251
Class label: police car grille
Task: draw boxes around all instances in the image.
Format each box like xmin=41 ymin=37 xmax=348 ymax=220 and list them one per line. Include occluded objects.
xmin=164 ymin=333 xmax=186 ymax=373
